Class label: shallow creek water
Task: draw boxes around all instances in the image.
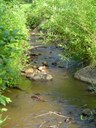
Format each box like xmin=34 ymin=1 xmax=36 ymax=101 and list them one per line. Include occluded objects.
xmin=3 ymin=34 xmax=96 ymax=128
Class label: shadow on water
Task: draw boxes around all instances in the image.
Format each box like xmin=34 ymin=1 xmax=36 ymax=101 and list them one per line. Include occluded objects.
xmin=3 ymin=33 xmax=96 ymax=128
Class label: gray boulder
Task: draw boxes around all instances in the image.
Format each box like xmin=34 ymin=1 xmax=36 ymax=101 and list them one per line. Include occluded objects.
xmin=74 ymin=65 xmax=96 ymax=84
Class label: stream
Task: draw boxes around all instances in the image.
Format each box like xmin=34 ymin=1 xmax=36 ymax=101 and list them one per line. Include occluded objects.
xmin=3 ymin=32 xmax=96 ymax=128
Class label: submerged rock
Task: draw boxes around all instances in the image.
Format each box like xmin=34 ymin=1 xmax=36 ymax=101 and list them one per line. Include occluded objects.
xmin=74 ymin=65 xmax=96 ymax=84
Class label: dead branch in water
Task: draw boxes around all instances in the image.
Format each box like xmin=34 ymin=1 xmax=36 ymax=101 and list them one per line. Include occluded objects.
xmin=34 ymin=111 xmax=70 ymax=119
xmin=39 ymin=121 xmax=46 ymax=128
xmin=35 ymin=111 xmax=73 ymax=128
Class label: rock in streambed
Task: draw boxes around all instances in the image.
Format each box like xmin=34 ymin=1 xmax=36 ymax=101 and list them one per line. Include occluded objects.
xmin=74 ymin=65 xmax=96 ymax=84
xmin=21 ymin=66 xmax=53 ymax=81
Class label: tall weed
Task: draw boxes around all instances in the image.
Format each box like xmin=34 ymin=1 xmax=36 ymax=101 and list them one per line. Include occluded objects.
xmin=27 ymin=0 xmax=96 ymax=64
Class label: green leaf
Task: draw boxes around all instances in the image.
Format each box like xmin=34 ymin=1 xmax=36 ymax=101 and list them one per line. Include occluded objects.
xmin=0 ymin=78 xmax=2 ymax=85
xmin=0 ymin=120 xmax=3 ymax=125
xmin=0 ymin=95 xmax=12 ymax=106
xmin=5 ymin=97 xmax=12 ymax=103
xmin=0 ymin=26 xmax=4 ymax=30
xmin=80 ymin=115 xmax=84 ymax=120
xmin=0 ymin=99 xmax=6 ymax=106
xmin=1 ymin=108 xmax=7 ymax=112
xmin=4 ymin=30 xmax=10 ymax=37
xmin=13 ymin=29 xmax=19 ymax=35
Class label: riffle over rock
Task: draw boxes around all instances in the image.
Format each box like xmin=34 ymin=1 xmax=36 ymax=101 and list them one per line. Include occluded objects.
xmin=74 ymin=65 xmax=96 ymax=84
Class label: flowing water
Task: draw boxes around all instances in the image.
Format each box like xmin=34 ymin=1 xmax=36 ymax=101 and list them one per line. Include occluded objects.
xmin=3 ymin=33 xmax=96 ymax=128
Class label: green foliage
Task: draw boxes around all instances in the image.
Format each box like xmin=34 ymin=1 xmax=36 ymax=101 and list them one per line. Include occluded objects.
xmin=0 ymin=94 xmax=12 ymax=106
xmin=80 ymin=108 xmax=96 ymax=122
xmin=0 ymin=92 xmax=11 ymax=127
xmin=27 ymin=0 xmax=96 ymax=64
xmin=88 ymin=84 xmax=96 ymax=94
xmin=0 ymin=1 xmax=29 ymax=127
xmin=0 ymin=0 xmax=29 ymax=89
xmin=0 ymin=108 xmax=8 ymax=127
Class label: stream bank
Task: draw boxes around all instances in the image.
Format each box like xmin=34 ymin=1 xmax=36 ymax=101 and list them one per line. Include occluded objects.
xmin=3 ymin=31 xmax=96 ymax=128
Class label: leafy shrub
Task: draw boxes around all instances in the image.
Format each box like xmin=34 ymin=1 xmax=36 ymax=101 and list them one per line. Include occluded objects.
xmin=0 ymin=94 xmax=12 ymax=106
xmin=0 ymin=1 xmax=29 ymax=127
xmin=27 ymin=0 xmax=96 ymax=64
xmin=0 ymin=0 xmax=29 ymax=89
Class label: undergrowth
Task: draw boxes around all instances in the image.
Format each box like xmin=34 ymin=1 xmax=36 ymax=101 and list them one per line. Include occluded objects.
xmin=27 ymin=0 xmax=96 ymax=65
xmin=0 ymin=0 xmax=29 ymax=126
